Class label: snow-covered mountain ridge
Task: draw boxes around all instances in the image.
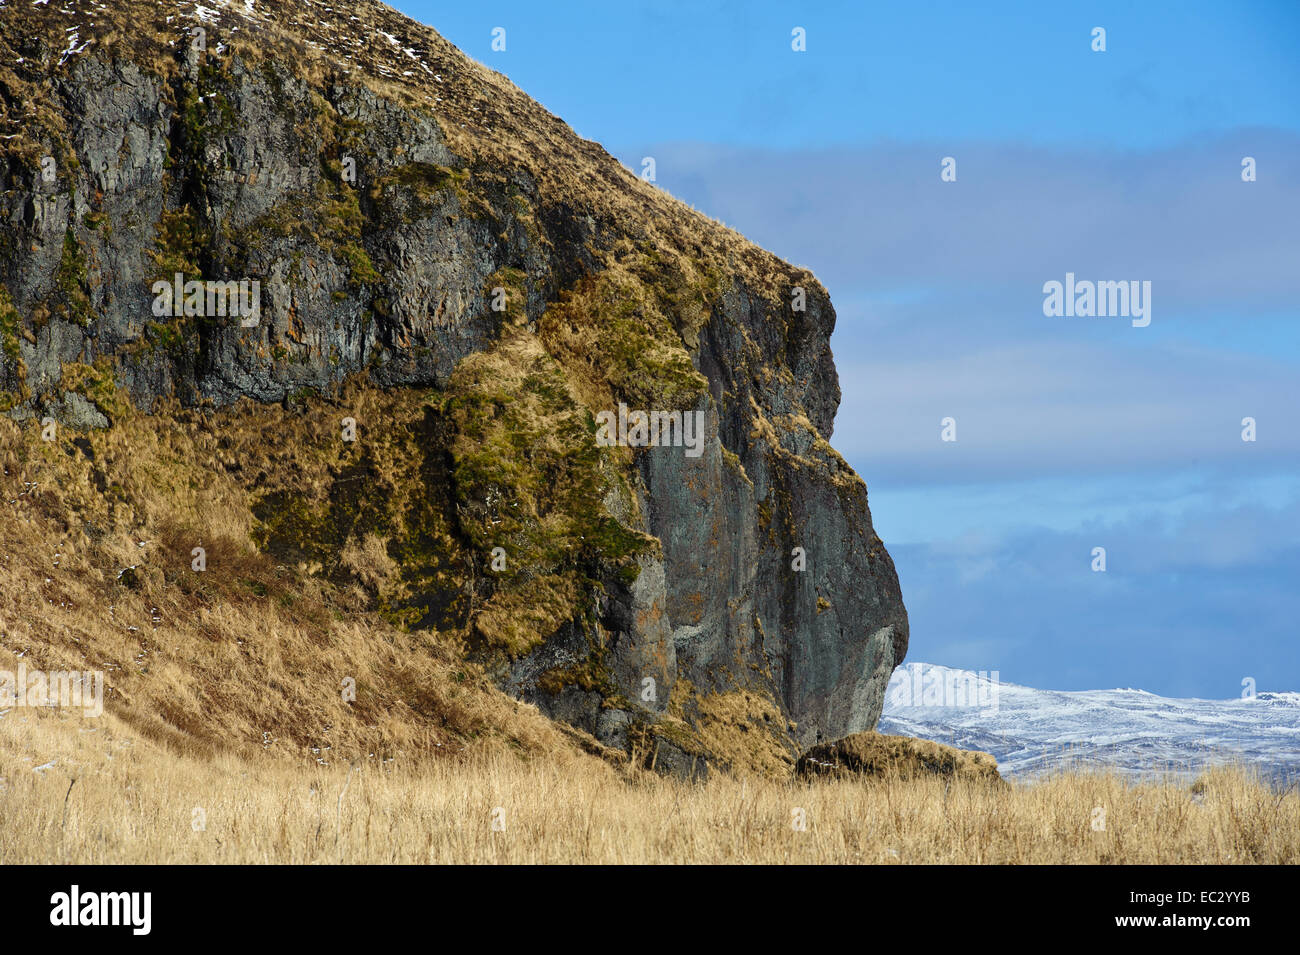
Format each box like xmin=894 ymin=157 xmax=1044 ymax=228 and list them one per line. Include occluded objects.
xmin=879 ymin=663 xmax=1300 ymax=785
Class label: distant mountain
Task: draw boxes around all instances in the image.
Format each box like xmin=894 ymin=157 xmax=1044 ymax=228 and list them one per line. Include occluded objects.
xmin=880 ymin=663 xmax=1300 ymax=786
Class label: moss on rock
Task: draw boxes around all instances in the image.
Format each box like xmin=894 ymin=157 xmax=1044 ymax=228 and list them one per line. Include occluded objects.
xmin=797 ymin=732 xmax=1005 ymax=785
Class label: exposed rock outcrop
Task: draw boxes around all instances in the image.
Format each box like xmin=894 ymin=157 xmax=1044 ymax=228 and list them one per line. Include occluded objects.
xmin=0 ymin=0 xmax=907 ymax=774
xmin=798 ymin=732 xmax=1004 ymax=784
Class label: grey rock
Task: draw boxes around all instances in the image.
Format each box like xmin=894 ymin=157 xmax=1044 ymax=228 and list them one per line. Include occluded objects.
xmin=0 ymin=20 xmax=907 ymax=765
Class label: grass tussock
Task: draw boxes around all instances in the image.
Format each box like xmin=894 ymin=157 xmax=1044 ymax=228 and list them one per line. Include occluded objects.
xmin=1 ymin=707 xmax=1296 ymax=864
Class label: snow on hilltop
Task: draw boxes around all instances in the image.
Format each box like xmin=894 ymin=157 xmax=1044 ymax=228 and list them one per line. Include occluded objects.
xmin=880 ymin=662 xmax=1300 ymax=785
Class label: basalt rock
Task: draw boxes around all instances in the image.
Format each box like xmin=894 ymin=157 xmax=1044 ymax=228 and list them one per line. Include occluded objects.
xmin=0 ymin=0 xmax=907 ymax=773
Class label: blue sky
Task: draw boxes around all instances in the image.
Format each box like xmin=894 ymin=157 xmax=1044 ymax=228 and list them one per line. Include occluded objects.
xmin=394 ymin=0 xmax=1300 ymax=698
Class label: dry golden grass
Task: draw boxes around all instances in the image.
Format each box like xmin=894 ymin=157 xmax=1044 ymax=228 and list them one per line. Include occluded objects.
xmin=0 ymin=378 xmax=798 ymax=781
xmin=3 ymin=399 xmax=1293 ymax=863
xmin=2 ymin=705 xmax=1296 ymax=864
xmin=6 ymin=400 xmax=1296 ymax=865
xmin=0 ymin=400 xmax=628 ymax=769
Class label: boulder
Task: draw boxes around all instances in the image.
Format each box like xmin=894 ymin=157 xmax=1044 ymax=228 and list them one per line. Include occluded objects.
xmin=798 ymin=732 xmax=1004 ymax=784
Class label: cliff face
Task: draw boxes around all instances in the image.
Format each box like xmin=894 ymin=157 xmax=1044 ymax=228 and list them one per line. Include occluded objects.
xmin=0 ymin=0 xmax=906 ymax=773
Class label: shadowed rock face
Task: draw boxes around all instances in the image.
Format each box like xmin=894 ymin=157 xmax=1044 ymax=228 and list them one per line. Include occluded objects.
xmin=0 ymin=0 xmax=907 ymax=772
xmin=641 ymin=296 xmax=909 ymax=747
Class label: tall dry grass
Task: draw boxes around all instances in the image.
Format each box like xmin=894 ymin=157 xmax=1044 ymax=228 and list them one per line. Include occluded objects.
xmin=0 ymin=405 xmax=630 ymax=769
xmin=3 ymin=706 xmax=1295 ymax=865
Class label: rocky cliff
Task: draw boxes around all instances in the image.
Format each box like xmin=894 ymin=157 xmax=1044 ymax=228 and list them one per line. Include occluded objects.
xmin=0 ymin=0 xmax=907 ymax=775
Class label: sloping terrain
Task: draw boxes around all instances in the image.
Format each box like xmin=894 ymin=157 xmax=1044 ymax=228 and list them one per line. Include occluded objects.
xmin=0 ymin=0 xmax=907 ymax=775
xmin=881 ymin=663 xmax=1300 ymax=786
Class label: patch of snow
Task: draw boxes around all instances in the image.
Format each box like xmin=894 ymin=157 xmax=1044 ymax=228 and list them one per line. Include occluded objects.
xmin=58 ymin=30 xmax=91 ymax=67
xmin=880 ymin=662 xmax=1300 ymax=785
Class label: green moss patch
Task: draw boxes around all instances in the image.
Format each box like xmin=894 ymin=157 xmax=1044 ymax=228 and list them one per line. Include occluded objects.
xmin=59 ymin=358 xmax=133 ymax=423
xmin=53 ymin=228 xmax=95 ymax=327
xmin=441 ymin=328 xmax=653 ymax=655
xmin=539 ymin=261 xmax=710 ymax=413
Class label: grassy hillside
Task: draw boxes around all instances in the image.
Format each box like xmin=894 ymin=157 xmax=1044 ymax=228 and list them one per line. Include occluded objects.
xmin=0 ymin=397 xmax=630 ymax=768
xmin=2 ymin=706 xmax=1295 ymax=863
xmin=2 ymin=381 xmax=1295 ymax=864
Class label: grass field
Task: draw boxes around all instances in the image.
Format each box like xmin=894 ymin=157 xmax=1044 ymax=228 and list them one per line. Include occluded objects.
xmin=2 ymin=372 xmax=1294 ymax=867
xmin=3 ymin=706 xmax=1296 ymax=865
